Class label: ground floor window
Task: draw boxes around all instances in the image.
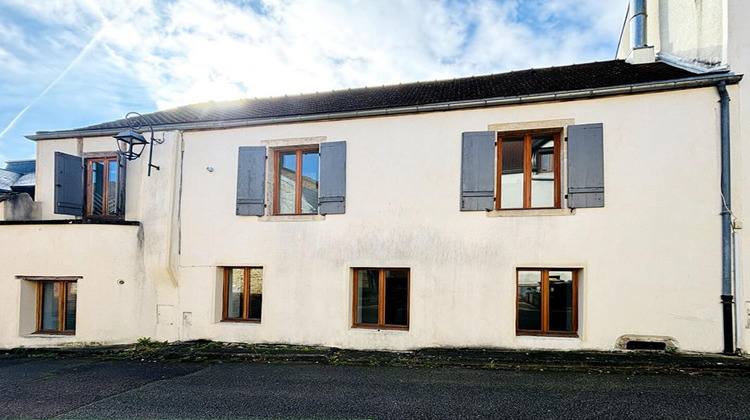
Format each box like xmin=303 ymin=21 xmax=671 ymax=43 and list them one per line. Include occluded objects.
xmin=37 ymin=280 xmax=77 ymax=334
xmin=352 ymin=268 xmax=409 ymax=330
xmin=222 ymin=267 xmax=263 ymax=322
xmin=516 ymin=268 xmax=578 ymax=336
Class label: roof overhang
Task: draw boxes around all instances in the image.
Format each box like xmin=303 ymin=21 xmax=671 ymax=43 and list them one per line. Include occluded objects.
xmin=26 ymin=72 xmax=742 ymax=141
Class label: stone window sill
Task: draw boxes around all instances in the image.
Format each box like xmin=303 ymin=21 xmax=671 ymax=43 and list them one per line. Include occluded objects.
xmin=258 ymin=214 xmax=325 ymax=222
xmin=487 ymin=208 xmax=574 ymax=217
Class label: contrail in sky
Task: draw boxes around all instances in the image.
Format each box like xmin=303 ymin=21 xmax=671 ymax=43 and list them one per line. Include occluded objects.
xmin=0 ymin=25 xmax=108 ymax=140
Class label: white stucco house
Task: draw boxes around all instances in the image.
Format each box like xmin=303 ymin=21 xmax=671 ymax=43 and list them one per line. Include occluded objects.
xmin=2 ymin=0 xmax=748 ymax=354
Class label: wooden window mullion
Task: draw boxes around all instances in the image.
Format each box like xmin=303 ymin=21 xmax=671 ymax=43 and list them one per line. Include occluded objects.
xmin=378 ymin=269 xmax=385 ymax=326
xmin=102 ymin=161 xmax=108 ymax=215
xmin=541 ymin=270 xmax=549 ymax=332
xmin=222 ymin=269 xmax=229 ymax=320
xmin=496 ymin=136 xmax=503 ymax=210
xmin=523 ymin=135 xmax=532 ymax=208
xmin=243 ymin=268 xmax=250 ymax=319
xmin=554 ymin=134 xmax=561 ymax=208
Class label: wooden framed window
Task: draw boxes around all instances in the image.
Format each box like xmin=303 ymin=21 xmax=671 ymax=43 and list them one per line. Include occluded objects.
xmin=222 ymin=267 xmax=263 ymax=322
xmin=36 ymin=280 xmax=77 ymax=334
xmin=85 ymin=155 xmax=125 ymax=218
xmin=497 ymin=132 xmax=560 ymax=209
xmin=352 ymin=268 xmax=409 ymax=330
xmin=273 ymin=146 xmax=319 ymax=215
xmin=516 ymin=269 xmax=578 ymax=336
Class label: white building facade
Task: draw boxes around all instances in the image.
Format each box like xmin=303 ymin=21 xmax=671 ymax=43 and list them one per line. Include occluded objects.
xmin=1 ymin=0 xmax=748 ymax=354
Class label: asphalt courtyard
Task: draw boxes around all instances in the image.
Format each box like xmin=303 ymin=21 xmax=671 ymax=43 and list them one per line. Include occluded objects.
xmin=1 ymin=357 xmax=749 ymax=419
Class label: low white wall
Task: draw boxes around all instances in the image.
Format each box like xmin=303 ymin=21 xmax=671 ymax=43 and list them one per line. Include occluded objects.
xmin=0 ymin=223 xmax=156 ymax=348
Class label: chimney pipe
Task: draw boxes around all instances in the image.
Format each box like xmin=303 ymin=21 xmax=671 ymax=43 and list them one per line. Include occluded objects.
xmin=630 ymin=0 xmax=647 ymax=48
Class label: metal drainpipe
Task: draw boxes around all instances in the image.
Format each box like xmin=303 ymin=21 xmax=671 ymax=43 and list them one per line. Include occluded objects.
xmin=717 ymin=81 xmax=735 ymax=355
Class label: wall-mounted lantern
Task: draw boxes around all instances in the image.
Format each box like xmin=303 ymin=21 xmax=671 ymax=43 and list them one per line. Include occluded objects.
xmin=113 ymin=112 xmax=164 ymax=176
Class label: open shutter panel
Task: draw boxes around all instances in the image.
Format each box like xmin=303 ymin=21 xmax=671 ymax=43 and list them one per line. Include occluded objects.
xmin=319 ymin=141 xmax=346 ymax=215
xmin=460 ymin=131 xmax=496 ymax=211
xmin=236 ymin=146 xmax=266 ymax=216
xmin=116 ymin=152 xmax=127 ymax=216
xmin=567 ymin=123 xmax=604 ymax=208
xmin=54 ymin=152 xmax=83 ymax=216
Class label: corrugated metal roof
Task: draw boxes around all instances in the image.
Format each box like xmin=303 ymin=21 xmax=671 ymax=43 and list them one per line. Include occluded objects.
xmin=0 ymin=169 xmax=21 ymax=192
xmin=4 ymin=160 xmax=35 ymax=175
xmin=13 ymin=172 xmax=35 ymax=187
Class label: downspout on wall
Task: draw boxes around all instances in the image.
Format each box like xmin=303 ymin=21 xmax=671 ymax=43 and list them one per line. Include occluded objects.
xmin=717 ymin=81 xmax=735 ymax=354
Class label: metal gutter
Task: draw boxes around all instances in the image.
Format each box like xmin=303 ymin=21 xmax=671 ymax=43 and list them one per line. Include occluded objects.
xmin=26 ymin=73 xmax=742 ymax=141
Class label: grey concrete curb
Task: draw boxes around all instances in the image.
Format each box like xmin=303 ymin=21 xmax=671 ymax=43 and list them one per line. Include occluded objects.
xmin=2 ymin=340 xmax=749 ymax=376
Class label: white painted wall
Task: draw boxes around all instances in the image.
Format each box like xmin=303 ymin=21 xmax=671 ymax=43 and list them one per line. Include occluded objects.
xmin=168 ymin=87 xmax=728 ymax=352
xmin=617 ymin=0 xmax=725 ymax=69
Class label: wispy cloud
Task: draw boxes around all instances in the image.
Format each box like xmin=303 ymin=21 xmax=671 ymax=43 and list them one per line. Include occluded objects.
xmin=0 ymin=0 xmax=626 ymax=161
xmin=0 ymin=23 xmax=108 ymax=140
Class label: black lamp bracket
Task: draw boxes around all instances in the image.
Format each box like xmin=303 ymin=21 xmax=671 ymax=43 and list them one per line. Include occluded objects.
xmin=124 ymin=112 xmax=164 ymax=176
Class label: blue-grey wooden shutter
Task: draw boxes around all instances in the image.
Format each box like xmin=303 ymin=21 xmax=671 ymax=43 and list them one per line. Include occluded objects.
xmin=460 ymin=131 xmax=495 ymax=211
xmin=236 ymin=146 xmax=266 ymax=216
xmin=54 ymin=152 xmax=83 ymax=216
xmin=319 ymin=141 xmax=346 ymax=215
xmin=567 ymin=123 xmax=604 ymax=208
xmin=116 ymin=152 xmax=127 ymax=216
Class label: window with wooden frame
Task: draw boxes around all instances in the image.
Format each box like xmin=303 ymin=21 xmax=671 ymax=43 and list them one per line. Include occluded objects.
xmin=274 ymin=146 xmax=319 ymax=215
xmin=85 ymin=155 xmax=126 ymax=218
xmin=516 ymin=268 xmax=578 ymax=336
xmin=36 ymin=280 xmax=77 ymax=334
xmin=222 ymin=267 xmax=263 ymax=322
xmin=497 ymin=131 xmax=560 ymax=209
xmin=352 ymin=268 xmax=409 ymax=330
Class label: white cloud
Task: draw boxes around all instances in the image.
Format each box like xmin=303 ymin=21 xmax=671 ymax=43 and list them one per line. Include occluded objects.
xmin=0 ymin=0 xmax=627 ymax=150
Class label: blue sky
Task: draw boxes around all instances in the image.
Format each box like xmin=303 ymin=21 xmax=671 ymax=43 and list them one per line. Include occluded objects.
xmin=0 ymin=0 xmax=626 ymax=164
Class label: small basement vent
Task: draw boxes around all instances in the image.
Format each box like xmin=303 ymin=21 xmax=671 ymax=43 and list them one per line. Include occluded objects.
xmin=626 ymin=341 xmax=667 ymax=350
xmin=616 ymin=335 xmax=678 ymax=352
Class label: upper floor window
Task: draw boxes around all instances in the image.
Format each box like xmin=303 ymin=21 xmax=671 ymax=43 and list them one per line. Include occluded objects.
xmin=498 ymin=132 xmax=560 ymax=209
xmin=460 ymin=123 xmax=604 ymax=212
xmin=236 ymin=141 xmax=346 ymax=217
xmin=86 ymin=156 xmax=122 ymax=217
xmin=54 ymin=152 xmax=126 ymax=218
xmin=274 ymin=147 xmax=319 ymax=215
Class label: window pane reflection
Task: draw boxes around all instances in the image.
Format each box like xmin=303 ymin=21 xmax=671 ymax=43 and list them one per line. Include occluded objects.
xmin=517 ymin=271 xmax=542 ymax=330
xmin=227 ymin=268 xmax=245 ymax=318
xmin=41 ymin=282 xmax=59 ymax=330
xmin=91 ymin=161 xmax=105 ymax=215
xmin=501 ymin=138 xmax=524 ymax=209
xmin=249 ymin=268 xmax=263 ymax=320
xmin=548 ymin=270 xmax=574 ymax=332
xmin=301 ymin=151 xmax=319 ymax=214
xmin=385 ymin=270 xmax=408 ymax=326
xmin=278 ymin=152 xmax=296 ymax=214
xmin=357 ymin=270 xmax=379 ymax=324
xmin=107 ymin=160 xmax=118 ymax=215
xmin=65 ymin=283 xmax=77 ymax=331
xmin=531 ymin=135 xmax=555 ymax=208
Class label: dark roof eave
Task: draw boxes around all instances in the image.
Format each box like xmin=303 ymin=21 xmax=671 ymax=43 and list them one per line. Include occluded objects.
xmin=26 ymin=72 xmax=742 ymax=141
